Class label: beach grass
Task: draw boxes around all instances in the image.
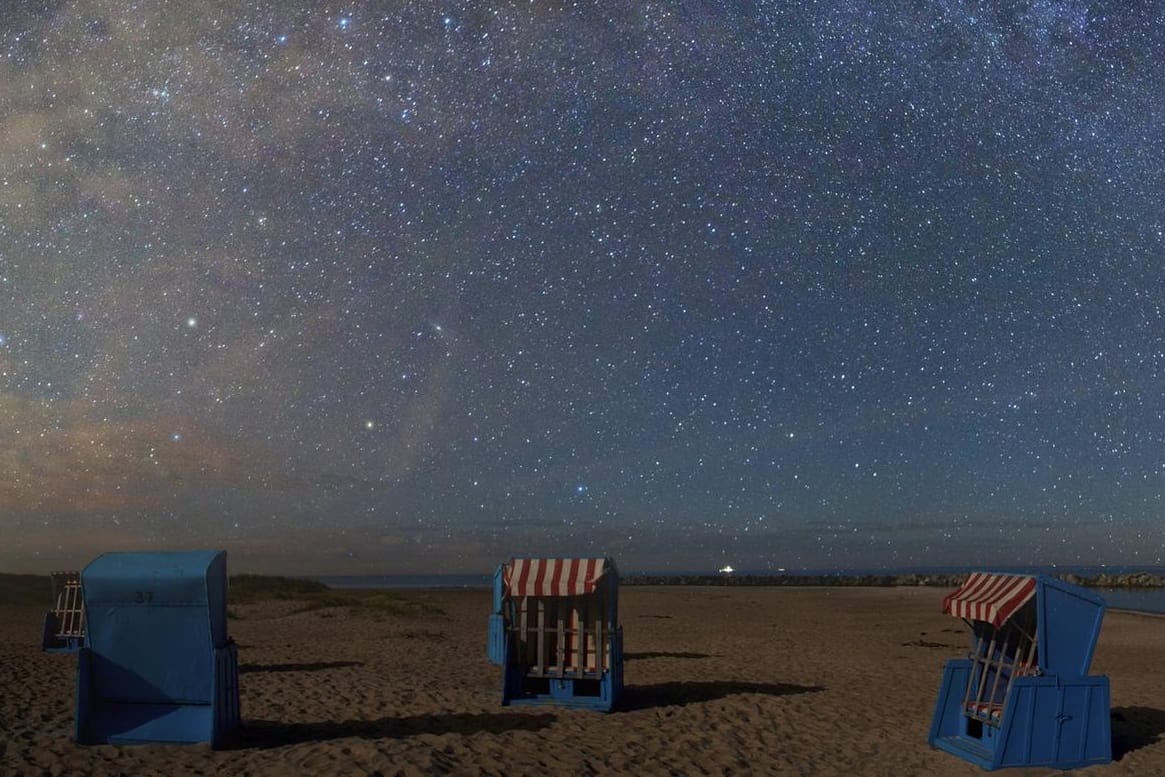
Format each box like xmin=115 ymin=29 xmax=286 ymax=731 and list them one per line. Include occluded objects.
xmin=0 ymin=572 xmax=446 ymax=619
xmin=227 ymin=575 xmax=445 ymax=620
xmin=228 ymin=574 xmax=331 ymax=603
xmin=279 ymin=590 xmax=446 ymax=619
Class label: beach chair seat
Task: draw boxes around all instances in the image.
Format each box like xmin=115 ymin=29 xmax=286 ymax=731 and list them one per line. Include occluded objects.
xmin=964 ymin=701 xmax=1004 ymax=723
xmin=512 ymin=592 xmax=607 ymax=675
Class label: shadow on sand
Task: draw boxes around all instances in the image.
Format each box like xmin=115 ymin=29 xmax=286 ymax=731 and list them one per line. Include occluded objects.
xmin=622 ymin=680 xmax=825 ymax=711
xmin=239 ymin=660 xmax=363 ymax=674
xmin=231 ymin=711 xmax=557 ymax=749
xmin=626 ymin=651 xmax=714 ymax=660
xmin=1112 ymin=706 xmax=1165 ymax=759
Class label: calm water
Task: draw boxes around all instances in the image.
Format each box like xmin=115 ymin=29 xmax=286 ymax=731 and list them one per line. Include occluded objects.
xmin=1095 ymin=588 xmax=1165 ymax=615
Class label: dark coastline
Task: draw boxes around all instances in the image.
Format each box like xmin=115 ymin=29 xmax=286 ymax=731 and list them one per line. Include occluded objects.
xmin=622 ymin=572 xmax=1165 ymax=589
xmin=4 ymin=570 xmax=1165 ymax=608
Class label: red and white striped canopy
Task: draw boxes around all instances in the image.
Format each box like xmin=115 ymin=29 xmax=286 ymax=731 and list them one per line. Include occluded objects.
xmin=942 ymin=572 xmax=1037 ymax=628
xmin=505 ymin=558 xmax=607 ymax=597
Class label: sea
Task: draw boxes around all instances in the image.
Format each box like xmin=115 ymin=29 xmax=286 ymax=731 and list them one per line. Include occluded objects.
xmin=310 ymin=565 xmax=1165 ymax=614
xmin=317 ymin=574 xmax=492 ymax=590
xmin=1090 ymin=588 xmax=1165 ymax=615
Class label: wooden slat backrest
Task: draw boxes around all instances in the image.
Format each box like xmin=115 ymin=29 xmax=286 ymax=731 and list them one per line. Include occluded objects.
xmin=51 ymin=572 xmax=86 ymax=639
xmin=512 ymin=586 xmax=609 ymax=675
xmin=963 ymin=622 xmax=1037 ymax=726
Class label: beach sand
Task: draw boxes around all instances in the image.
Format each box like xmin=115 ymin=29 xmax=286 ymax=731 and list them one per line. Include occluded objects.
xmin=2 ymin=585 xmax=1163 ymax=776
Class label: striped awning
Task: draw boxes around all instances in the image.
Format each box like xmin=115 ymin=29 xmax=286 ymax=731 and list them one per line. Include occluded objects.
xmin=942 ymin=572 xmax=1037 ymax=628
xmin=505 ymin=558 xmax=607 ymax=597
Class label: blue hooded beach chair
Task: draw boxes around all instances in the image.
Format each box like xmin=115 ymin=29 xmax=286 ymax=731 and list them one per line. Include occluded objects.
xmin=74 ymin=550 xmax=240 ymax=747
xmin=488 ymin=557 xmax=623 ymax=711
xmin=929 ymin=572 xmax=1111 ymax=770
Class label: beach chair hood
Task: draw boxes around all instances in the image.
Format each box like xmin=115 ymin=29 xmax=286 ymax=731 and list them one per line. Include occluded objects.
xmin=942 ymin=572 xmax=1036 ymax=629
xmin=503 ymin=558 xmax=608 ymax=597
xmin=941 ymin=572 xmax=1104 ymax=676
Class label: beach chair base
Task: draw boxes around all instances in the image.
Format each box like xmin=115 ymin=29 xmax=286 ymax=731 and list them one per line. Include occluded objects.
xmin=501 ymin=629 xmax=623 ymax=712
xmin=503 ymin=671 xmax=620 ymax=712
xmin=75 ymin=641 xmax=240 ymax=748
xmin=929 ymin=659 xmax=1111 ymax=770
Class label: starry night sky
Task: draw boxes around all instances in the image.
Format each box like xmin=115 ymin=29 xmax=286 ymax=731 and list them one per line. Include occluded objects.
xmin=3 ymin=1 xmax=1165 ymax=574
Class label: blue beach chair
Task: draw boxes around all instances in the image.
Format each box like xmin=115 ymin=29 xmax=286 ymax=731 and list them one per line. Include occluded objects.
xmin=488 ymin=557 xmax=623 ymax=711
xmin=929 ymin=572 xmax=1111 ymax=770
xmin=74 ymin=550 xmax=240 ymax=747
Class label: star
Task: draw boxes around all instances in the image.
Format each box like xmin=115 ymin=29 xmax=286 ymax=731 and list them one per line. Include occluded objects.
xmin=1 ymin=1 xmax=1161 ymax=575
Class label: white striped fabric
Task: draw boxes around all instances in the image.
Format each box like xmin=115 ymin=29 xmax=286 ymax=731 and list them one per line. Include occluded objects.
xmin=504 ymin=558 xmax=607 ymax=597
xmin=942 ymin=572 xmax=1037 ymax=628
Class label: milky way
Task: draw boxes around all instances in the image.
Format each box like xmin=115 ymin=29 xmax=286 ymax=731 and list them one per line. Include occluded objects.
xmin=3 ymin=2 xmax=1164 ymax=573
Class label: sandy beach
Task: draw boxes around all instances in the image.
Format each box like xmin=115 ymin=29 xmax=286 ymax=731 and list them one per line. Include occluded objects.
xmin=2 ymin=585 xmax=1163 ymax=776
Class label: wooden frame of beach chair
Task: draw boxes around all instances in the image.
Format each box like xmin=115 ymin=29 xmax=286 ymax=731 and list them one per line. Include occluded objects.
xmin=929 ymin=572 xmax=1111 ymax=771
xmin=513 ymin=587 xmax=608 ymax=679
xmin=960 ymin=599 xmax=1039 ymax=728
xmin=489 ymin=558 xmax=623 ymax=711
xmin=42 ymin=571 xmax=86 ymax=653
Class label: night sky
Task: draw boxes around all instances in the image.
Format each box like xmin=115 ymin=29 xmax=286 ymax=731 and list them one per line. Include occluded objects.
xmin=3 ymin=2 xmax=1165 ymax=574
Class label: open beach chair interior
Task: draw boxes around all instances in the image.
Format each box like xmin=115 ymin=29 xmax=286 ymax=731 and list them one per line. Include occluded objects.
xmin=488 ymin=557 xmax=623 ymax=711
xmin=929 ymin=572 xmax=1111 ymax=771
xmin=74 ymin=550 xmax=240 ymax=748
xmin=42 ymin=570 xmax=86 ymax=653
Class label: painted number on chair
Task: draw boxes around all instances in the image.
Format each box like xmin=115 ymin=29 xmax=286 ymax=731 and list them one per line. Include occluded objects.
xmin=135 ymin=591 xmax=154 ymax=604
